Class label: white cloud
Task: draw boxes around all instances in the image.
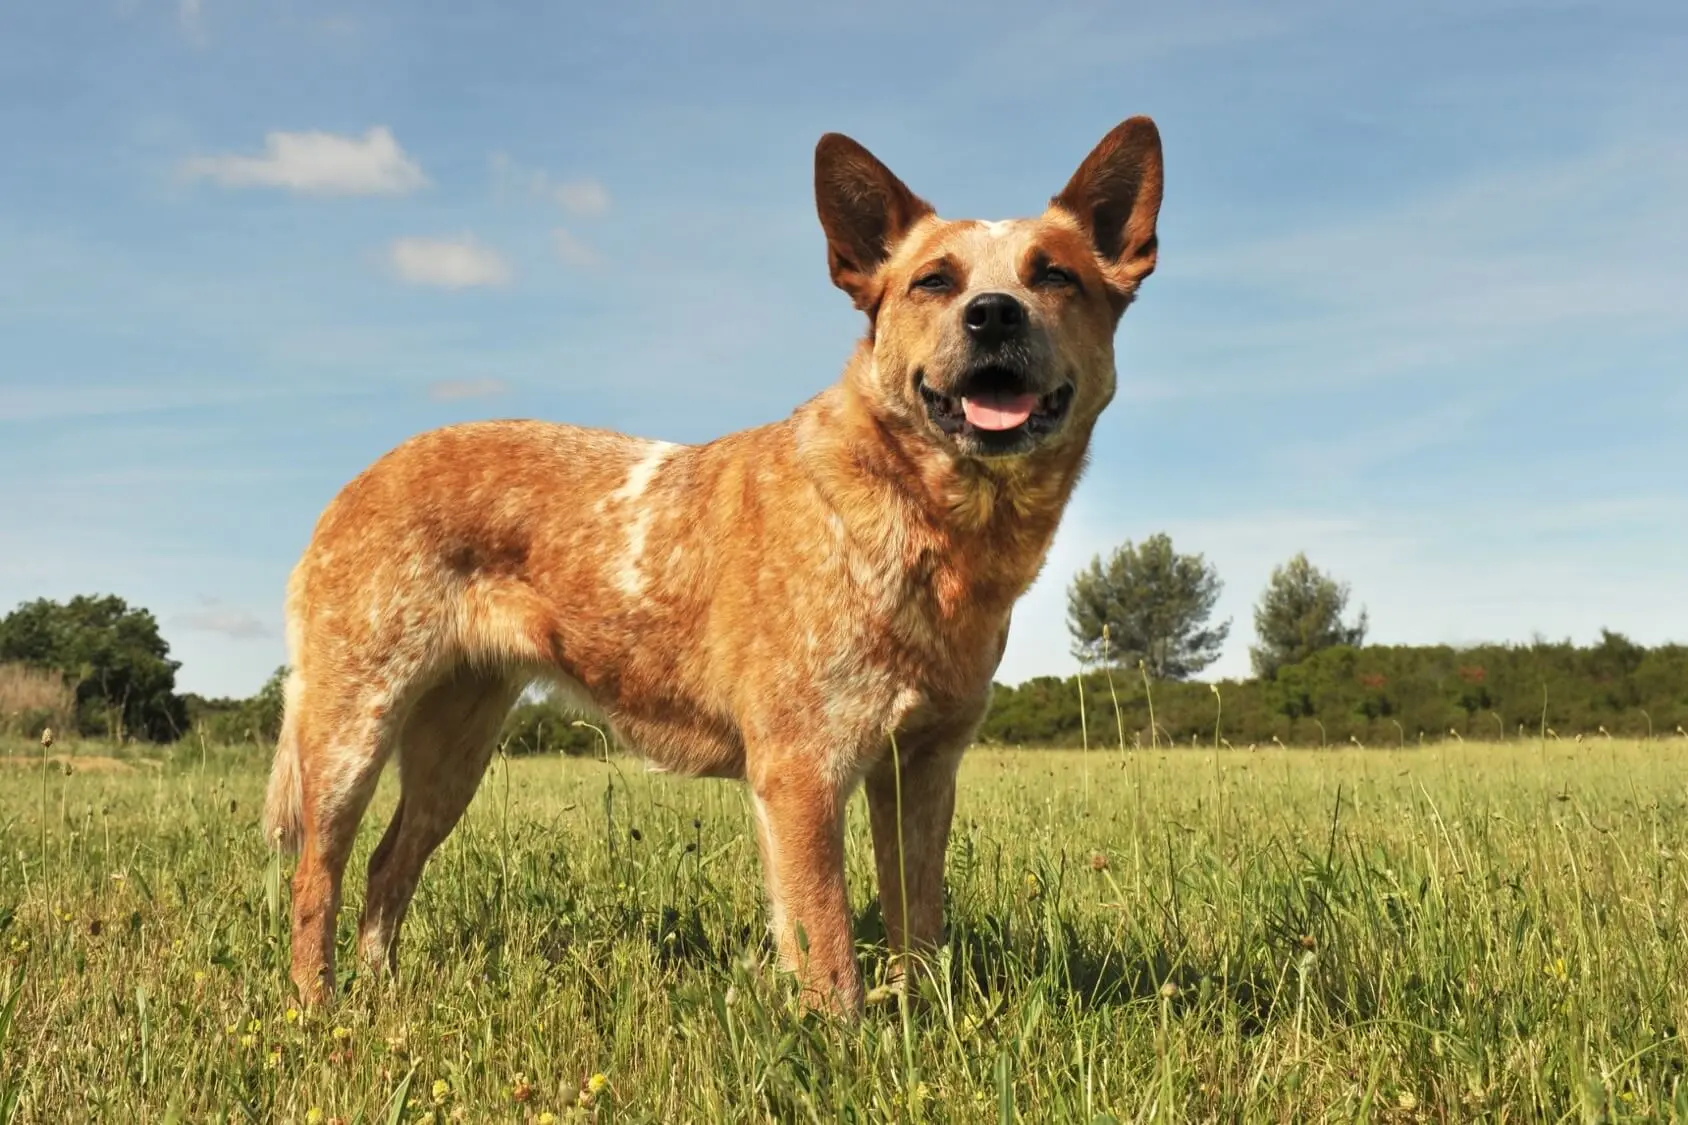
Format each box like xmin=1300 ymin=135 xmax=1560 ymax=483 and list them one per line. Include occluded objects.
xmin=176 ymin=598 xmax=270 ymax=641
xmin=181 ymin=127 xmax=428 ymax=196
xmin=553 ymin=229 xmax=600 ymax=268
xmin=427 ymin=378 xmax=509 ymax=401
xmin=388 ymin=236 xmax=511 ymax=288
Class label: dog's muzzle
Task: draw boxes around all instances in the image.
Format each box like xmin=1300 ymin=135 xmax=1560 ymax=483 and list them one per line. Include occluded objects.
xmin=916 ymin=365 xmax=1075 ymax=456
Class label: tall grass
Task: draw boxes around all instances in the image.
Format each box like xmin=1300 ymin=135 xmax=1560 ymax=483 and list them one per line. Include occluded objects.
xmin=0 ymin=664 xmax=74 ymax=743
xmin=0 ymin=737 xmax=1685 ymax=1121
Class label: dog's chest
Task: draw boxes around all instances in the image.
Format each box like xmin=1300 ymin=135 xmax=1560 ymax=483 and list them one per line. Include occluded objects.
xmin=799 ymin=536 xmax=1010 ymax=741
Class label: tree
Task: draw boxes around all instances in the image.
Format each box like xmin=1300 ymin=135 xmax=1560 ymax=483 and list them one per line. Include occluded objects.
xmin=1249 ymin=553 xmax=1369 ymax=679
xmin=0 ymin=595 xmax=189 ymax=741
xmin=181 ymin=665 xmax=290 ymax=746
xmin=1066 ymin=533 xmax=1230 ymax=679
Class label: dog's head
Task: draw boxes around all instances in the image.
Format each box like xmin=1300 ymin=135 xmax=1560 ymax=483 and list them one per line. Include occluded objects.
xmin=815 ymin=118 xmax=1162 ymax=461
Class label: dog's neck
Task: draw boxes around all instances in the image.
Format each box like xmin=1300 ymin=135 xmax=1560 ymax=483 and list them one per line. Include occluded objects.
xmin=793 ymin=350 xmax=1092 ymax=616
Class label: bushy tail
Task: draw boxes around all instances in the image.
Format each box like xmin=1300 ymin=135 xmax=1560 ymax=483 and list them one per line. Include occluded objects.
xmin=262 ymin=674 xmax=304 ymax=854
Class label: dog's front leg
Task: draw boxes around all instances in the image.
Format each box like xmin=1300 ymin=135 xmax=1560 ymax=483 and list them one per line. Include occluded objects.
xmin=747 ymin=758 xmax=862 ymax=1015
xmin=865 ymin=742 xmax=965 ymax=986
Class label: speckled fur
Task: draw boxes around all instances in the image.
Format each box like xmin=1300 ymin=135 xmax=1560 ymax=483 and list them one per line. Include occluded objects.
xmin=264 ymin=117 xmax=1164 ymax=1015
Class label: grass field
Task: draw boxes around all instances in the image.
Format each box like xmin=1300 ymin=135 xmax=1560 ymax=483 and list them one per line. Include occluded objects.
xmin=2 ymin=736 xmax=1687 ymax=1122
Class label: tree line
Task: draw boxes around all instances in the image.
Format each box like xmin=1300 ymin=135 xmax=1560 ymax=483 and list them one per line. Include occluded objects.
xmin=981 ymin=633 xmax=1688 ymax=748
xmin=1050 ymin=533 xmax=1685 ymax=745
xmin=2 ymin=531 xmax=1683 ymax=752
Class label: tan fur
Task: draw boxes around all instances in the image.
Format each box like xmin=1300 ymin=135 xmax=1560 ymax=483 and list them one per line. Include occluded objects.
xmin=267 ymin=116 xmax=1164 ymax=1015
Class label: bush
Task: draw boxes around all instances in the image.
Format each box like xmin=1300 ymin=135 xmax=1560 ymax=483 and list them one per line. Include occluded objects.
xmin=977 ymin=636 xmax=1688 ymax=748
xmin=500 ymin=697 xmax=608 ymax=757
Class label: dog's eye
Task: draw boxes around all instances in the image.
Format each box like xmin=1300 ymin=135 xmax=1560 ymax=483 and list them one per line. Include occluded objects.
xmin=912 ymin=273 xmax=951 ymax=292
xmin=1039 ymin=265 xmax=1077 ymax=287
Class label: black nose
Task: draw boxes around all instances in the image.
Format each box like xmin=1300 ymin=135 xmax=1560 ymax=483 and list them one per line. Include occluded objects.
xmin=963 ymin=292 xmax=1026 ymax=346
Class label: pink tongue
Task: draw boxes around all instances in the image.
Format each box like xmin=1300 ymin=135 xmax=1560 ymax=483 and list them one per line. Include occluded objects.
xmin=961 ymin=392 xmax=1039 ymax=431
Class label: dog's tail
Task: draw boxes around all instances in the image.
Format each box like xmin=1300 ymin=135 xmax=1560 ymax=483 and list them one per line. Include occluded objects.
xmin=262 ymin=665 xmax=306 ymax=855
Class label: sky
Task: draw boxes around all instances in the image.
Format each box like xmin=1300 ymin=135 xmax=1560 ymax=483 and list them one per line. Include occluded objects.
xmin=2 ymin=0 xmax=1685 ymax=700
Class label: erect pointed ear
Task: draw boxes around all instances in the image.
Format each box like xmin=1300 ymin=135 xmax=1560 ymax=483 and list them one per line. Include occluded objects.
xmin=1051 ymin=116 xmax=1164 ymax=305
xmin=814 ymin=133 xmax=934 ymax=311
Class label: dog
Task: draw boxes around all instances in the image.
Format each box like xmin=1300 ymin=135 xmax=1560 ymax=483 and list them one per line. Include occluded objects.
xmin=263 ymin=115 xmax=1163 ymax=1015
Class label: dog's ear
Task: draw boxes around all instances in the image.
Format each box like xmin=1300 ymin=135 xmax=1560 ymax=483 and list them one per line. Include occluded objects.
xmin=1052 ymin=116 xmax=1163 ymax=305
xmin=815 ymin=134 xmax=934 ymax=311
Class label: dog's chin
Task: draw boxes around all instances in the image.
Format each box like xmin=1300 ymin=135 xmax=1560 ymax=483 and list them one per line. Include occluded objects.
xmin=915 ymin=366 xmax=1076 ymax=459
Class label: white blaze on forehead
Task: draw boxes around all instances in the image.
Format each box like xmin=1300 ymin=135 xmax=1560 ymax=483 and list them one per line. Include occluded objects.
xmin=981 ymin=220 xmax=1017 ymax=239
xmin=612 ymin=440 xmax=677 ymax=597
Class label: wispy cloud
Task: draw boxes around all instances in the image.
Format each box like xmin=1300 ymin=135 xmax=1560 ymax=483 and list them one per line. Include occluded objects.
xmin=388 ymin=236 xmax=510 ymax=288
xmin=1175 ymin=133 xmax=1688 ymax=395
xmin=490 ymin=153 xmax=611 ymax=215
xmin=1275 ymin=395 xmax=1493 ymax=476
xmin=175 ymin=598 xmax=270 ymax=641
xmin=553 ymin=229 xmax=600 ymax=267
xmin=181 ymin=127 xmax=428 ymax=196
xmin=555 ymin=179 xmax=610 ymax=216
xmin=427 ymin=377 xmax=509 ymax=401
xmin=0 ymin=383 xmax=308 ymax=424
xmin=315 ymin=15 xmax=358 ymax=39
xmin=178 ymin=0 xmax=208 ymax=47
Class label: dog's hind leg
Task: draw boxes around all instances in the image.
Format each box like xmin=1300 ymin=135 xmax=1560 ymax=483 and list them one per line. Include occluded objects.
xmin=356 ymin=666 xmax=523 ymax=977
xmin=287 ymin=672 xmax=401 ymax=1006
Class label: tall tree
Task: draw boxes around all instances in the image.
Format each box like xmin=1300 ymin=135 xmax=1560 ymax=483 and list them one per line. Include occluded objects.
xmin=1066 ymin=533 xmax=1230 ymax=679
xmin=1249 ymin=553 xmax=1369 ymax=679
xmin=0 ymin=594 xmax=188 ymax=741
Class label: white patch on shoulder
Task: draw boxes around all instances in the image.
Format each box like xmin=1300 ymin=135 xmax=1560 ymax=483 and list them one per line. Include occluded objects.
xmin=611 ymin=440 xmax=676 ymax=504
xmin=610 ymin=441 xmax=677 ymax=597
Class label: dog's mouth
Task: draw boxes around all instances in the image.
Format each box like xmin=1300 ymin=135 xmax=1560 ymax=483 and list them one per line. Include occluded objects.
xmin=917 ymin=366 xmax=1074 ymax=452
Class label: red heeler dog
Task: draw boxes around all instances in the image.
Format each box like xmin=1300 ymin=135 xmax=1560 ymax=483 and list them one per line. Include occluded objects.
xmin=264 ymin=115 xmax=1163 ymax=1015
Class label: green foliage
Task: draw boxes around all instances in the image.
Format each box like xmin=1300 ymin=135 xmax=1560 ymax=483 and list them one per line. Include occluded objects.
xmin=1249 ymin=552 xmax=1369 ymax=678
xmin=1066 ymin=532 xmax=1230 ymax=679
xmin=0 ymin=595 xmax=188 ymax=742
xmin=498 ymin=695 xmax=607 ymax=757
xmin=980 ymin=633 xmax=1688 ymax=747
xmin=184 ymin=666 xmax=289 ymax=747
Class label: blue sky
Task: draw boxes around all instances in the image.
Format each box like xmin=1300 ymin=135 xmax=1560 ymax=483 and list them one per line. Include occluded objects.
xmin=3 ymin=0 xmax=1685 ymax=699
